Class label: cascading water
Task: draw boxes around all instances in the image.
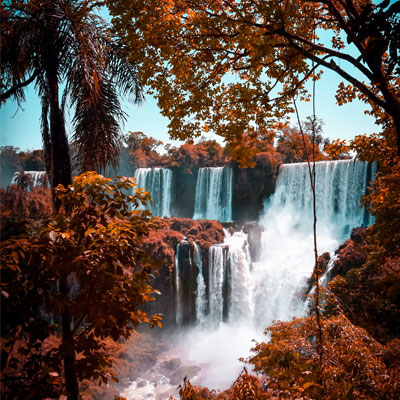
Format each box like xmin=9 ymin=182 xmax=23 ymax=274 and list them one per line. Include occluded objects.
xmin=11 ymin=171 xmax=47 ymax=188
xmin=194 ymin=242 xmax=207 ymax=324
xmin=122 ymin=158 xmax=376 ymax=398
xmin=275 ymin=159 xmax=377 ymax=239
xmin=207 ymin=244 xmax=226 ymax=324
xmin=196 ymin=159 xmax=375 ymax=327
xmin=198 ymin=231 xmax=254 ymax=327
xmin=175 ymin=244 xmax=183 ymax=327
xmin=224 ymin=231 xmax=254 ymax=323
xmin=249 ymin=159 xmax=376 ymax=325
xmin=134 ymin=168 xmax=172 ymax=217
xmin=193 ymin=167 xmax=233 ymax=222
xmin=176 ymin=159 xmax=376 ymax=389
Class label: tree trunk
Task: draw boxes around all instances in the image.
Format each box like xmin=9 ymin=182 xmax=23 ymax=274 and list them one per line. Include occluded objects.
xmin=375 ymin=78 xmax=400 ymax=157
xmin=45 ymin=48 xmax=78 ymax=399
xmin=47 ymin=70 xmax=72 ymax=208
xmin=60 ymin=280 xmax=80 ymax=400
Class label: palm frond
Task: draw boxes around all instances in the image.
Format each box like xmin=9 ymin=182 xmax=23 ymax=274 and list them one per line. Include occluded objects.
xmin=63 ymin=3 xmax=143 ymax=172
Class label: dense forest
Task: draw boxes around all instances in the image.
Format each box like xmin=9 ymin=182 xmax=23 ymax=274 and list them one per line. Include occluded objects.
xmin=1 ymin=1 xmax=399 ymax=399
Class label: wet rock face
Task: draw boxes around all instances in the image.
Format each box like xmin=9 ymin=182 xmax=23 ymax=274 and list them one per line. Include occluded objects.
xmin=232 ymin=152 xmax=281 ymax=223
xmin=176 ymin=239 xmax=198 ymax=325
xmin=330 ymin=227 xmax=368 ymax=279
xmin=167 ymin=151 xmax=281 ymax=222
xmin=142 ymin=217 xmax=225 ymax=327
xmin=305 ymin=252 xmax=331 ymax=293
xmin=170 ymin=167 xmax=198 ymax=218
xmin=305 ymin=228 xmax=368 ymax=293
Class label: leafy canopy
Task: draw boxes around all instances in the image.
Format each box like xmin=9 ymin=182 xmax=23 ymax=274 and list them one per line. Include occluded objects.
xmin=107 ymin=0 xmax=400 ymax=164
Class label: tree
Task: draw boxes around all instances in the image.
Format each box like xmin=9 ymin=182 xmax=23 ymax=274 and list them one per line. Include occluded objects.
xmin=0 ymin=185 xmax=52 ymax=241
xmin=21 ymin=149 xmax=45 ymax=171
xmin=126 ymin=131 xmax=164 ymax=156
xmin=277 ymin=125 xmax=327 ymax=163
xmin=1 ymin=0 xmax=143 ymax=197
xmin=107 ymin=0 xmax=400 ymax=162
xmin=1 ymin=172 xmax=161 ymax=399
xmin=122 ymin=131 xmax=165 ymax=168
xmin=2 ymin=7 xmax=144 ymax=396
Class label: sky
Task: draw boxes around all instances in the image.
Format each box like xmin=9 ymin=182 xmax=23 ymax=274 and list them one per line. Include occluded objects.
xmin=0 ymin=68 xmax=378 ymax=152
xmin=0 ymin=5 xmax=379 ymax=153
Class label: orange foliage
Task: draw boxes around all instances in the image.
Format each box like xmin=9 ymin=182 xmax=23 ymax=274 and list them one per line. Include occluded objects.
xmin=277 ymin=127 xmax=327 ymax=163
xmin=123 ymin=131 xmax=167 ymax=168
xmin=324 ymin=139 xmax=351 ymax=160
xmin=107 ymin=0 xmax=400 ymax=162
xmin=1 ymin=173 xmax=159 ymax=398
xmin=248 ymin=312 xmax=400 ymax=400
xmin=142 ymin=217 xmax=224 ymax=271
xmin=167 ymin=140 xmax=227 ymax=170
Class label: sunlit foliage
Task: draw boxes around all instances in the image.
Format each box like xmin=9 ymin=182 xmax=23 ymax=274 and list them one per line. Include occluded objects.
xmin=107 ymin=0 xmax=400 ymax=162
xmin=277 ymin=126 xmax=327 ymax=163
xmin=248 ymin=312 xmax=399 ymax=399
xmin=0 ymin=186 xmax=52 ymax=239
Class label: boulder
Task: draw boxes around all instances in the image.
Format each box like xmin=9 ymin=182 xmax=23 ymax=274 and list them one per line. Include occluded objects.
xmin=330 ymin=227 xmax=368 ymax=279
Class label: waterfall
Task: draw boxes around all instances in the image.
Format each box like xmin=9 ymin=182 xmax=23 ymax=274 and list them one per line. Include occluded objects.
xmin=194 ymin=159 xmax=375 ymax=328
xmin=194 ymin=242 xmax=206 ymax=324
xmin=208 ymin=244 xmax=226 ymax=324
xmin=274 ymin=159 xmax=376 ymax=239
xmin=321 ymin=254 xmax=339 ymax=287
xmin=193 ymin=167 xmax=233 ymax=222
xmin=224 ymin=230 xmax=254 ymax=322
xmin=175 ymin=244 xmax=183 ymax=327
xmin=122 ymin=159 xmax=377 ymax=397
xmin=195 ymin=230 xmax=254 ymax=326
xmin=11 ymin=171 xmax=47 ymax=188
xmin=134 ymin=168 xmax=172 ymax=217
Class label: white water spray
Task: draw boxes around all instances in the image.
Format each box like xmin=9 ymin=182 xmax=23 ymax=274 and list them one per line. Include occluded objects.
xmin=175 ymin=244 xmax=183 ymax=327
xmin=194 ymin=242 xmax=207 ymax=324
xmin=207 ymin=244 xmax=226 ymax=324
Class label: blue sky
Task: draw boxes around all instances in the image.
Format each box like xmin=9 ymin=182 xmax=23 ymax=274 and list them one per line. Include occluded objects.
xmin=1 ymin=5 xmax=379 ymax=152
xmin=0 ymin=70 xmax=378 ymax=152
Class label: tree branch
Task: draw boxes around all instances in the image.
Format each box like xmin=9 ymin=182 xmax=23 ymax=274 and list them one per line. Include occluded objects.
xmin=281 ymin=31 xmax=374 ymax=82
xmin=1 ymin=72 xmax=38 ymax=102
xmin=285 ymin=38 xmax=388 ymax=111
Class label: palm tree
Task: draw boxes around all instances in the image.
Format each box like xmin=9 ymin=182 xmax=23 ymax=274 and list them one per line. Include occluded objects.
xmin=1 ymin=2 xmax=143 ymax=398
xmin=1 ymin=0 xmax=143 ymax=198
